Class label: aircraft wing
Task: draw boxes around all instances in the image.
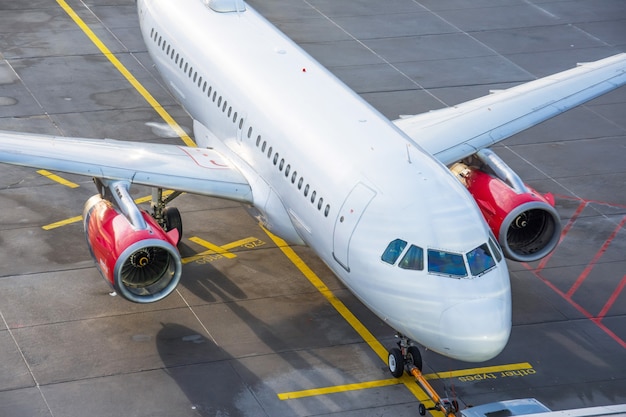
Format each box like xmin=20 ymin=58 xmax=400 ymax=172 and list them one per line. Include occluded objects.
xmin=0 ymin=130 xmax=253 ymax=203
xmin=393 ymin=53 xmax=626 ymax=166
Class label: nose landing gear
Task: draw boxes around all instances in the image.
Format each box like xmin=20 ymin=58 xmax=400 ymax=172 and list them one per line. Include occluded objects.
xmin=387 ymin=334 xmax=459 ymax=417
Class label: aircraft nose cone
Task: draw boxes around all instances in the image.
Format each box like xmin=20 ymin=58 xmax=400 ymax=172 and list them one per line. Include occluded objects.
xmin=439 ymin=295 xmax=511 ymax=362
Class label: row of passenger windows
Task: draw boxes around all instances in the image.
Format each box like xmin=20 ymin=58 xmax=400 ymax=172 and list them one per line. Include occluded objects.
xmin=150 ymin=28 xmax=331 ymax=218
xmin=381 ymin=238 xmax=502 ymax=278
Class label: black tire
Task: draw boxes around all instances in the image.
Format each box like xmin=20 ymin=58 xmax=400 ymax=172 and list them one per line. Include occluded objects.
xmin=419 ymin=403 xmax=426 ymax=416
xmin=406 ymin=346 xmax=422 ymax=371
xmin=163 ymin=206 xmax=183 ymax=244
xmin=452 ymin=400 xmax=459 ymax=413
xmin=388 ymin=347 xmax=404 ymax=378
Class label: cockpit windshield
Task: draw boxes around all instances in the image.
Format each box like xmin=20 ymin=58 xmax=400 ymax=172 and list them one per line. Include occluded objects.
xmin=427 ymin=249 xmax=467 ymax=277
xmin=466 ymin=243 xmax=496 ymax=276
xmin=381 ymin=238 xmax=500 ymax=278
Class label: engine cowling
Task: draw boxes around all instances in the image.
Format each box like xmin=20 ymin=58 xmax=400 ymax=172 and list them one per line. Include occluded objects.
xmin=83 ymin=195 xmax=182 ymax=303
xmin=452 ymin=156 xmax=561 ymax=263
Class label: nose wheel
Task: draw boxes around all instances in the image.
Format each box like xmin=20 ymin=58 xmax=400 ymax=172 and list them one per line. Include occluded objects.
xmin=387 ymin=334 xmax=458 ymax=417
xmin=387 ymin=345 xmax=422 ymax=378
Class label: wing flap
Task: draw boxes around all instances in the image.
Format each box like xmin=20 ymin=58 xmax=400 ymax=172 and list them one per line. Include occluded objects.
xmin=0 ymin=131 xmax=253 ymax=203
xmin=394 ymin=53 xmax=626 ymax=165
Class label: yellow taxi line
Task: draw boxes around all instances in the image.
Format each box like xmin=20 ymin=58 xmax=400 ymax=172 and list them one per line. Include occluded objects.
xmin=277 ymin=362 xmax=534 ymax=400
xmin=259 ymin=226 xmax=434 ymax=407
xmin=37 ymin=170 xmax=80 ymax=188
xmin=55 ymin=0 xmax=195 ymax=148
xmin=187 ymin=236 xmax=238 ymax=259
xmin=278 ymin=379 xmax=400 ymax=400
xmin=182 ymin=237 xmax=260 ymax=264
xmin=41 ymin=191 xmax=176 ymax=230
xmin=42 ymin=216 xmax=82 ymax=231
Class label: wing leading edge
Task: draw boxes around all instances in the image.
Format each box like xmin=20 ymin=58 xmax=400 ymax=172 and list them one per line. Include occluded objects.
xmin=0 ymin=130 xmax=253 ymax=203
xmin=394 ymin=53 xmax=626 ymax=165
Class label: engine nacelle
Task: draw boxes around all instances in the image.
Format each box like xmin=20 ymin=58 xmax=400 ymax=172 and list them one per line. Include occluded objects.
xmin=83 ymin=195 xmax=182 ymax=303
xmin=452 ymin=153 xmax=561 ymax=262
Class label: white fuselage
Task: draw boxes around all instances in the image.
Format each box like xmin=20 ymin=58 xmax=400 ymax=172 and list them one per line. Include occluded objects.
xmin=138 ymin=0 xmax=512 ymax=362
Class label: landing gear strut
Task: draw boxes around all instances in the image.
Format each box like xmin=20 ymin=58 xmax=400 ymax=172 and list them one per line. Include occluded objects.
xmin=387 ymin=334 xmax=459 ymax=417
xmin=151 ymin=188 xmax=183 ymax=244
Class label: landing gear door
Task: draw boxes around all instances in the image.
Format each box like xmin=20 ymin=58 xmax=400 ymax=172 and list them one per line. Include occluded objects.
xmin=333 ymin=183 xmax=376 ymax=272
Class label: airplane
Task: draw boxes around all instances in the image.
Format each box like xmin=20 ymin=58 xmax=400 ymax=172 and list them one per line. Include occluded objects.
xmin=0 ymin=0 xmax=625 ymax=374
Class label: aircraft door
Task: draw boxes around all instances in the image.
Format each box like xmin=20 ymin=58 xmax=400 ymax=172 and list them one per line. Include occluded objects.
xmin=333 ymin=183 xmax=376 ymax=272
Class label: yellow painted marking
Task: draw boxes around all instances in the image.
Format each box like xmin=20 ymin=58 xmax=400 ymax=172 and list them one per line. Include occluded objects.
xmin=37 ymin=170 xmax=80 ymax=188
xmin=42 ymin=216 xmax=82 ymax=230
xmin=425 ymin=362 xmax=533 ymax=380
xmin=134 ymin=190 xmax=176 ymax=205
xmin=182 ymin=237 xmax=263 ymax=264
xmin=56 ymin=0 xmax=196 ymax=148
xmin=278 ymin=379 xmax=400 ymax=400
xmin=41 ymin=190 xmax=176 ymax=230
xmin=278 ymin=362 xmax=535 ymax=400
xmin=260 ymin=226 xmax=433 ymax=407
xmin=188 ymin=237 xmax=237 ymax=259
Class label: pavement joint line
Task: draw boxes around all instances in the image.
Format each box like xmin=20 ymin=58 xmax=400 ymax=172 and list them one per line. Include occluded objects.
xmin=56 ymin=0 xmax=196 ymax=148
xmin=277 ymin=362 xmax=534 ymax=400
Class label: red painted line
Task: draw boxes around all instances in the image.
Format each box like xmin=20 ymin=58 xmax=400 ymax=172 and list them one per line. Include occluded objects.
xmin=565 ymin=215 xmax=626 ymax=298
xmin=535 ymin=200 xmax=587 ymax=272
xmin=532 ymin=270 xmax=626 ymax=349
xmin=554 ymin=194 xmax=626 ymax=210
xmin=523 ymin=197 xmax=626 ymax=351
xmin=591 ymin=317 xmax=626 ymax=349
xmin=597 ymin=273 xmax=626 ymax=321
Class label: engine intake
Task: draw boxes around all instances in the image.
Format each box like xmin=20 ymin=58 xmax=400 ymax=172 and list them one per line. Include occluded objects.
xmin=83 ymin=194 xmax=182 ymax=303
xmin=452 ymin=150 xmax=561 ymax=262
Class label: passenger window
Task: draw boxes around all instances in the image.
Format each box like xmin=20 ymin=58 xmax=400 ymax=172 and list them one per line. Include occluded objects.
xmin=428 ymin=250 xmax=467 ymax=277
xmin=381 ymin=239 xmax=407 ymax=265
xmin=467 ymin=243 xmax=496 ymax=276
xmin=399 ymin=245 xmax=424 ymax=270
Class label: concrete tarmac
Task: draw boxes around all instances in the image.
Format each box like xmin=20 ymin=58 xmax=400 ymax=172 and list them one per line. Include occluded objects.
xmin=0 ymin=0 xmax=625 ymax=416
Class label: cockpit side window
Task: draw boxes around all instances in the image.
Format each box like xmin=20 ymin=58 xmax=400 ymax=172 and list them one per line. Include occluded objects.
xmin=427 ymin=249 xmax=467 ymax=277
xmin=488 ymin=237 xmax=503 ymax=263
xmin=398 ymin=245 xmax=424 ymax=270
xmin=467 ymin=243 xmax=496 ymax=276
xmin=381 ymin=239 xmax=407 ymax=265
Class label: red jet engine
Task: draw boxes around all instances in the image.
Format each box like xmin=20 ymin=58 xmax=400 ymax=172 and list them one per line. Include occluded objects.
xmin=83 ymin=194 xmax=182 ymax=303
xmin=452 ymin=149 xmax=561 ymax=262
